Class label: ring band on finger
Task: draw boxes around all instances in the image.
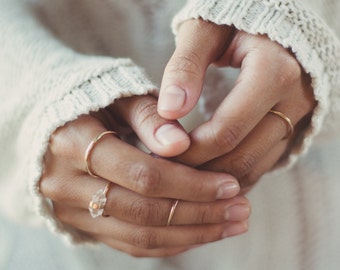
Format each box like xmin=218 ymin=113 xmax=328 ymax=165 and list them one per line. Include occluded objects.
xmin=88 ymin=182 xmax=112 ymax=218
xmin=84 ymin=130 xmax=118 ymax=178
xmin=167 ymin=200 xmax=179 ymax=226
xmin=268 ymin=109 xmax=294 ymax=139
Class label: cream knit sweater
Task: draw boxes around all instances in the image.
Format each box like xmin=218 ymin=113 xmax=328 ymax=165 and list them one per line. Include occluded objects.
xmin=0 ymin=0 xmax=339 ymax=269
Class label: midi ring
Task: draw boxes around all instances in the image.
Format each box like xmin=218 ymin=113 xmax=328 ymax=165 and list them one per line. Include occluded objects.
xmin=88 ymin=182 xmax=111 ymax=218
xmin=167 ymin=200 xmax=179 ymax=226
xmin=268 ymin=109 xmax=294 ymax=139
xmin=84 ymin=131 xmax=118 ymax=178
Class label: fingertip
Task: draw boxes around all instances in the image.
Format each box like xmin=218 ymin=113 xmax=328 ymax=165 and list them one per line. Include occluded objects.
xmin=153 ymin=123 xmax=190 ymax=157
xmin=216 ymin=180 xmax=240 ymax=200
xmin=222 ymin=221 xmax=249 ymax=238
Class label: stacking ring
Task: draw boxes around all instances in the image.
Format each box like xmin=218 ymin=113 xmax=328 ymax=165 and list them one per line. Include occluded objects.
xmin=84 ymin=131 xmax=118 ymax=178
xmin=167 ymin=200 xmax=179 ymax=226
xmin=268 ymin=109 xmax=294 ymax=139
xmin=88 ymin=182 xmax=111 ymax=218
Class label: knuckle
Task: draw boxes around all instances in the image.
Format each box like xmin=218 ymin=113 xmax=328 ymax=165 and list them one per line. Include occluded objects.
xmin=211 ymin=123 xmax=243 ymax=152
xmin=39 ymin=175 xmax=67 ymax=201
xmin=166 ymin=52 xmax=202 ymax=77
xmin=39 ymin=175 xmax=52 ymax=197
xmin=39 ymin=175 xmax=73 ymax=202
xmin=133 ymin=229 xmax=160 ymax=249
xmin=134 ymin=101 xmax=159 ymax=128
xmin=49 ymin=127 xmax=78 ymax=159
xmin=130 ymin=199 xmax=161 ymax=225
xmin=196 ymin=205 xmax=211 ymax=224
xmin=130 ymin=162 xmax=161 ymax=196
xmin=277 ymin=54 xmax=302 ymax=86
xmin=229 ymin=152 xmax=258 ymax=178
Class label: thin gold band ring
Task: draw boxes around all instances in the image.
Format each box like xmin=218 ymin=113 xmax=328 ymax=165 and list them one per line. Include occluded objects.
xmin=268 ymin=109 xmax=294 ymax=139
xmin=167 ymin=199 xmax=179 ymax=226
xmin=84 ymin=131 xmax=118 ymax=178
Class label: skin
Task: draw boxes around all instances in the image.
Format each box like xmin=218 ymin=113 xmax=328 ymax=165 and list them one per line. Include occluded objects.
xmin=158 ymin=20 xmax=316 ymax=193
xmin=40 ymin=20 xmax=316 ymax=257
xmin=41 ymin=110 xmax=250 ymax=257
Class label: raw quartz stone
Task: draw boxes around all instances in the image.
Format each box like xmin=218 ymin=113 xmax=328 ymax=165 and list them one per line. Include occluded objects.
xmin=88 ymin=188 xmax=107 ymax=218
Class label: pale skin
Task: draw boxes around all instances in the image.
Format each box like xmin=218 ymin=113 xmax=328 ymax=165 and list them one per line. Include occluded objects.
xmin=40 ymin=20 xmax=316 ymax=257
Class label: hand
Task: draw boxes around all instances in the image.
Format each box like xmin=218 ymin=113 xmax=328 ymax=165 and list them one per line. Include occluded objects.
xmin=40 ymin=95 xmax=250 ymax=257
xmin=158 ymin=20 xmax=316 ymax=193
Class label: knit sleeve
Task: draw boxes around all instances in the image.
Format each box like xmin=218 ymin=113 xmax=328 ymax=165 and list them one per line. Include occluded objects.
xmin=172 ymin=0 xmax=340 ymax=169
xmin=0 ymin=0 xmax=156 ymax=243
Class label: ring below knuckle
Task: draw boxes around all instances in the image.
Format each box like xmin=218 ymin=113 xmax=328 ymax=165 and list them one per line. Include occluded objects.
xmin=133 ymin=229 xmax=160 ymax=249
xmin=130 ymin=163 xmax=161 ymax=196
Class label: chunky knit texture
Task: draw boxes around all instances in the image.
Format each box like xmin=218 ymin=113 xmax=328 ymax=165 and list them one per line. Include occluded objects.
xmin=0 ymin=0 xmax=339 ymax=269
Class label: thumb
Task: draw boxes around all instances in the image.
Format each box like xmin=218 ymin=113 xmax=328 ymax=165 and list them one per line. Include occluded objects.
xmin=111 ymin=95 xmax=190 ymax=157
xmin=158 ymin=20 xmax=232 ymax=120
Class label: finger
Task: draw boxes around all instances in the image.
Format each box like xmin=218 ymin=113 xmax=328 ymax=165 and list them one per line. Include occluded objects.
xmin=55 ymin=206 xmax=248 ymax=249
xmin=47 ymin=115 xmax=240 ymax=202
xmin=111 ymin=95 xmax=190 ymax=157
xmin=176 ymin=38 xmax=307 ymax=166
xmin=90 ymin=141 xmax=239 ymax=201
xmin=238 ymin=140 xmax=289 ymax=194
xmin=105 ymin=187 xmax=250 ymax=225
xmin=95 ymin=236 xmax=191 ymax=258
xmin=55 ymin=203 xmax=197 ymax=257
xmin=43 ymin=173 xmax=250 ymax=225
xmin=158 ymin=19 xmax=233 ymax=119
xmin=198 ymin=109 xmax=294 ymax=179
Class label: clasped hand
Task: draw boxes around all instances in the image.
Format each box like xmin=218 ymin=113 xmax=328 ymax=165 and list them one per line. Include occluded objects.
xmin=40 ymin=20 xmax=316 ymax=257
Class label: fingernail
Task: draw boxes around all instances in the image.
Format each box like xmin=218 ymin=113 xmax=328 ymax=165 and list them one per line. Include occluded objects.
xmin=159 ymin=86 xmax=186 ymax=112
xmin=225 ymin=204 xmax=251 ymax=221
xmin=216 ymin=182 xmax=240 ymax=199
xmin=222 ymin=221 xmax=248 ymax=238
xmin=155 ymin=124 xmax=188 ymax=146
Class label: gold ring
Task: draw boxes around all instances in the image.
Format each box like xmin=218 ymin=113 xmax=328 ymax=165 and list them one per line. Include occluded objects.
xmin=268 ymin=109 xmax=294 ymax=139
xmin=88 ymin=182 xmax=111 ymax=218
xmin=167 ymin=200 xmax=179 ymax=226
xmin=84 ymin=131 xmax=118 ymax=178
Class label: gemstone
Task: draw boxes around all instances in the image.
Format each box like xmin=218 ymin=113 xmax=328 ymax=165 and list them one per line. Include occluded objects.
xmin=88 ymin=188 xmax=107 ymax=218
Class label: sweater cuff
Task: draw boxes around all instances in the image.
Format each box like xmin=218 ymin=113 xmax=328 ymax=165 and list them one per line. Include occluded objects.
xmin=22 ymin=59 xmax=157 ymax=244
xmin=172 ymin=0 xmax=340 ymax=170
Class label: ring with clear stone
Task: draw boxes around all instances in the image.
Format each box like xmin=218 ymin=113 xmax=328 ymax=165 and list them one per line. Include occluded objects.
xmin=88 ymin=182 xmax=111 ymax=218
